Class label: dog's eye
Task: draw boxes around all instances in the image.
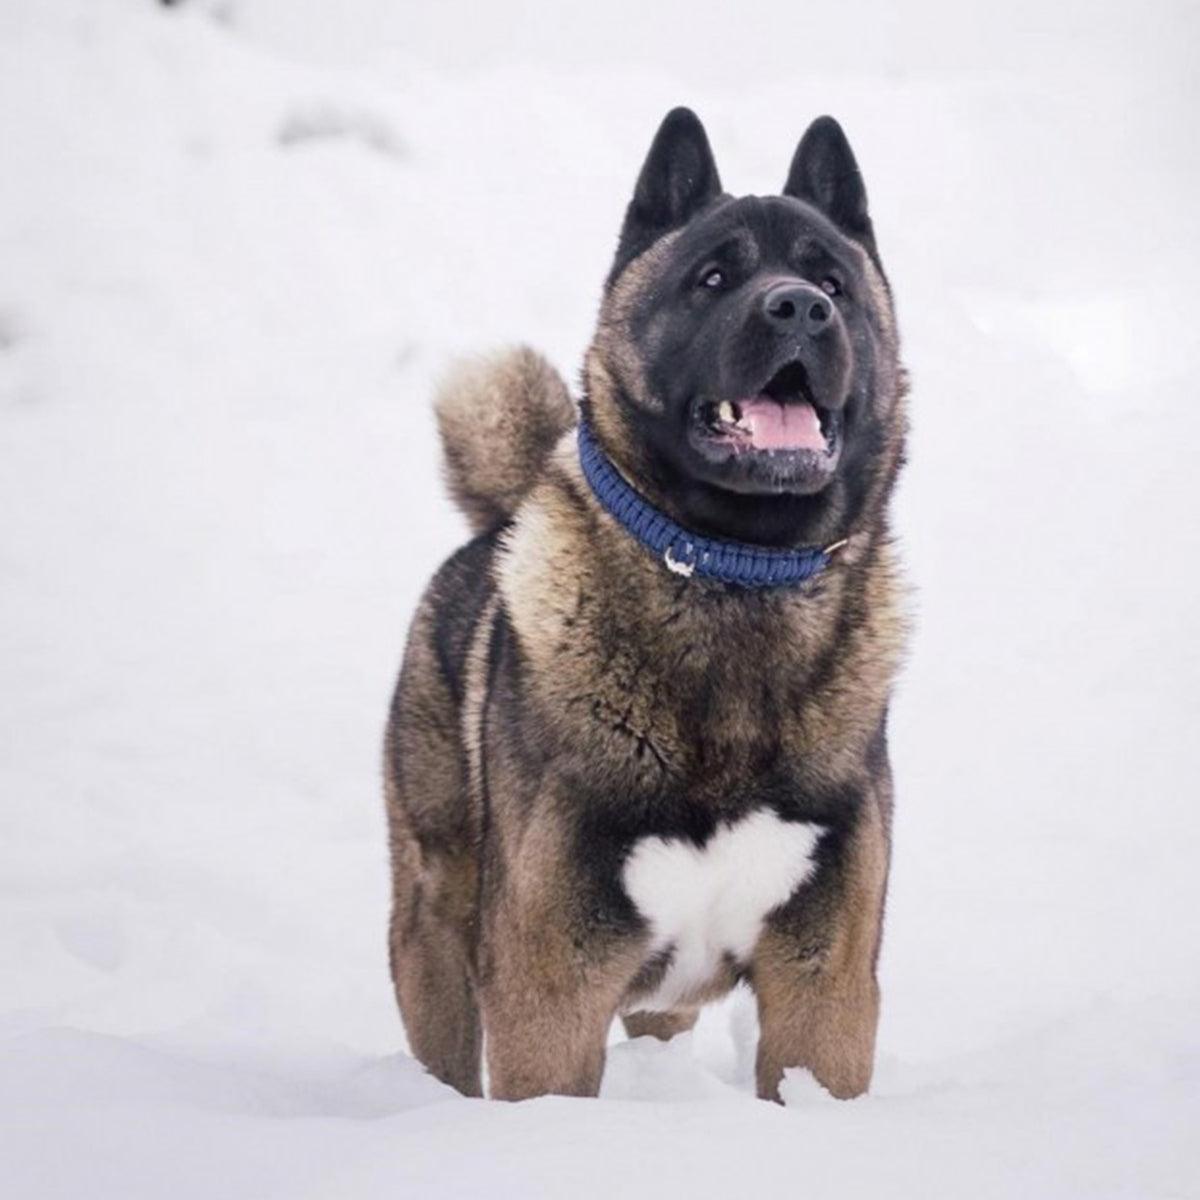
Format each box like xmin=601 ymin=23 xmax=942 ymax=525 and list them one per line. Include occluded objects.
xmin=820 ymin=275 xmax=843 ymax=297
xmin=699 ymin=268 xmax=725 ymax=290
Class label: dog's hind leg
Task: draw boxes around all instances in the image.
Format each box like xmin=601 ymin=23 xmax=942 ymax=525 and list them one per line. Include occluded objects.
xmin=387 ymin=831 xmax=482 ymax=1096
xmin=384 ymin=595 xmax=485 ymax=1097
xmin=621 ymin=1009 xmax=699 ymax=1041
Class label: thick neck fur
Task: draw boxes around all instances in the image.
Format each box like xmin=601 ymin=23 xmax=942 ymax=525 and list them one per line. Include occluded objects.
xmin=497 ymin=432 xmax=908 ymax=799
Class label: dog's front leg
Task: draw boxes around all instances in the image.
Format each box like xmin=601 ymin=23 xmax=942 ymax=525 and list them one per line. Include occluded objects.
xmin=751 ymin=792 xmax=889 ymax=1102
xmin=478 ymin=818 xmax=644 ymax=1101
xmin=753 ymin=942 xmax=880 ymax=1102
xmin=480 ymin=911 xmax=641 ymax=1099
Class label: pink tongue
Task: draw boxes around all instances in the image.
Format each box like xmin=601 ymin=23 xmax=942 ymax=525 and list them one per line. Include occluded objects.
xmin=738 ymin=395 xmax=825 ymax=451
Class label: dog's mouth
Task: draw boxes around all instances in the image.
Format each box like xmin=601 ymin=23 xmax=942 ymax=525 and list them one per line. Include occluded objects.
xmin=692 ymin=361 xmax=840 ymax=456
xmin=685 ymin=360 xmax=843 ymax=494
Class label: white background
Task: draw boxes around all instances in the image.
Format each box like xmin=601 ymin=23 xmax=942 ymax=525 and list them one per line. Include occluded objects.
xmin=1 ymin=1 xmax=1198 ymax=1195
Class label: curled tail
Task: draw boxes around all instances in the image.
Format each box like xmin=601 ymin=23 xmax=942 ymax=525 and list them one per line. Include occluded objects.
xmin=434 ymin=346 xmax=577 ymax=534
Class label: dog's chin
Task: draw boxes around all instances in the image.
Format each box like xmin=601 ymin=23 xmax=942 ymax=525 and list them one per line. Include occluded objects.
xmin=684 ymin=439 xmax=842 ymax=496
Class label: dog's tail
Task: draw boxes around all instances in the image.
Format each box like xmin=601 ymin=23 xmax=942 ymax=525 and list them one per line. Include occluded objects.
xmin=434 ymin=346 xmax=577 ymax=534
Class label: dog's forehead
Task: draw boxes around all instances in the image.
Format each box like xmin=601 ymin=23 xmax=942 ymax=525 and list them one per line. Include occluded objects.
xmin=678 ymin=194 xmax=851 ymax=262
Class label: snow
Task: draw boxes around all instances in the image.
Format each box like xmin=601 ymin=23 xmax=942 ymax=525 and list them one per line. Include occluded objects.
xmin=1 ymin=1 xmax=1198 ymax=1196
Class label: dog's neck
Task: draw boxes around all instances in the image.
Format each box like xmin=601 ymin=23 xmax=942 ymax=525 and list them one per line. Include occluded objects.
xmin=499 ymin=434 xmax=900 ymax=760
xmin=576 ymin=417 xmax=848 ymax=588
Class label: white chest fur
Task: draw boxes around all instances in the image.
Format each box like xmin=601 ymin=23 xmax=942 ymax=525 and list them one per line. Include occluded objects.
xmin=622 ymin=810 xmax=823 ymax=1012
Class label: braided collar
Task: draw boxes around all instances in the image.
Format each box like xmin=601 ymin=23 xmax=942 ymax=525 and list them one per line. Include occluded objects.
xmin=576 ymin=419 xmax=843 ymax=589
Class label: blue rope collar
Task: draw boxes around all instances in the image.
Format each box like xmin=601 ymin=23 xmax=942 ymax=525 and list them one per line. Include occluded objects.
xmin=576 ymin=419 xmax=842 ymax=589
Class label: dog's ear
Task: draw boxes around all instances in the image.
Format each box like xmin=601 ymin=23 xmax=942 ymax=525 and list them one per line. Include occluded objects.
xmin=608 ymin=107 xmax=722 ymax=287
xmin=784 ymin=116 xmax=878 ymax=263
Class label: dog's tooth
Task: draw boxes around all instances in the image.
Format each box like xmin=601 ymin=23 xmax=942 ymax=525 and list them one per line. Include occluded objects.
xmin=717 ymin=401 xmax=735 ymax=425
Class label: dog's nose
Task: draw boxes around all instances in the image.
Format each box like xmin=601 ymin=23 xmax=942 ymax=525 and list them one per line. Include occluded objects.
xmin=762 ymin=283 xmax=833 ymax=335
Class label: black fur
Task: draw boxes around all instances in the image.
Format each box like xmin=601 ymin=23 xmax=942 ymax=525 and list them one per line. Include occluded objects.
xmin=608 ymin=107 xmax=724 ymax=288
xmin=783 ymin=115 xmax=881 ymax=271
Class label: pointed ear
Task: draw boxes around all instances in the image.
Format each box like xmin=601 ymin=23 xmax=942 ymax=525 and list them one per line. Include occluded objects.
xmin=784 ymin=116 xmax=878 ymax=262
xmin=608 ymin=107 xmax=722 ymax=287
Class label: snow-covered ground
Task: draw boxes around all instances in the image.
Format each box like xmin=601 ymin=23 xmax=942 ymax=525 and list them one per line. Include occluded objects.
xmin=2 ymin=1 xmax=1198 ymax=1196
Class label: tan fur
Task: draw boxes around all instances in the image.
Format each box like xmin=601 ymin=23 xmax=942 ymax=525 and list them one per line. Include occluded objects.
xmin=589 ymin=233 xmax=681 ymax=415
xmin=499 ymin=433 xmax=908 ymax=796
xmin=435 ymin=345 xmax=576 ymax=533
xmin=478 ymin=809 xmax=650 ymax=1099
xmin=622 ymin=1009 xmax=700 ymax=1041
xmin=384 ymin=596 xmax=484 ymax=1095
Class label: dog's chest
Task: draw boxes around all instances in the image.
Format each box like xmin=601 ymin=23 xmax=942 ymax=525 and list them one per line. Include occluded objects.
xmin=621 ymin=809 xmax=823 ymax=1011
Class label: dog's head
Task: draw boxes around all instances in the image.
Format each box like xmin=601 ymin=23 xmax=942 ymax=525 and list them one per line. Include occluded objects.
xmin=586 ymin=108 xmax=905 ymax=548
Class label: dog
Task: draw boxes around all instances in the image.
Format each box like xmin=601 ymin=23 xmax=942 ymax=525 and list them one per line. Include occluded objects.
xmin=384 ymin=108 xmax=908 ymax=1102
